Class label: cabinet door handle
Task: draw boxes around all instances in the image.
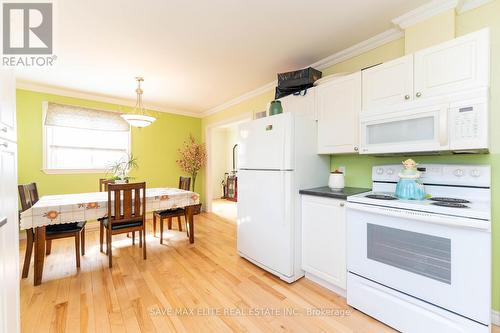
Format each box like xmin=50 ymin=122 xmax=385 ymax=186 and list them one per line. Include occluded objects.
xmin=1 ymin=127 xmax=7 ymax=132
xmin=404 ymin=94 xmax=410 ymax=100
xmin=416 ymin=92 xmax=422 ymax=98
xmin=340 ymin=202 xmax=345 ymax=207
xmin=0 ymin=142 xmax=8 ymax=148
xmin=354 ymin=146 xmax=359 ymax=152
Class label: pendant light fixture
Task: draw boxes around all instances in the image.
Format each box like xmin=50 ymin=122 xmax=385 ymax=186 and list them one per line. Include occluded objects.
xmin=121 ymin=77 xmax=156 ymax=128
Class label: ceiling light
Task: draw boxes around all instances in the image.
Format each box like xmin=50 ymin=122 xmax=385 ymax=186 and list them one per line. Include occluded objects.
xmin=121 ymin=77 xmax=156 ymax=128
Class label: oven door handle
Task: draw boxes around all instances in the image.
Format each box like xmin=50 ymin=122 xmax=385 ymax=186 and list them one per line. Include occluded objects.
xmin=346 ymin=203 xmax=490 ymax=231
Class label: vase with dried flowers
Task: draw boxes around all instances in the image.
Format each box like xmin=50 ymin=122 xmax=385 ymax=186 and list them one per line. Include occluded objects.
xmin=176 ymin=134 xmax=207 ymax=192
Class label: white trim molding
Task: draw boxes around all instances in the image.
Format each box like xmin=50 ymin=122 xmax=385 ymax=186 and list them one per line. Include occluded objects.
xmin=16 ymin=80 xmax=202 ymax=118
xmin=492 ymin=309 xmax=500 ymax=326
xmin=202 ymin=28 xmax=403 ymax=117
xmin=203 ymin=81 xmax=276 ymax=117
xmin=310 ymin=28 xmax=404 ymax=71
xmin=457 ymin=0 xmax=494 ymax=14
xmin=392 ymin=0 xmax=459 ymax=29
xmin=204 ymin=112 xmax=252 ymax=213
xmin=392 ymin=0 xmax=493 ymax=29
xmin=42 ymin=168 xmax=107 ymax=175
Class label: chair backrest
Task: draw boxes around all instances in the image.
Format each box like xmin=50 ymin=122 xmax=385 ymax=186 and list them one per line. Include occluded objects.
xmin=107 ymin=182 xmax=146 ymax=226
xmin=99 ymin=178 xmax=114 ymax=192
xmin=179 ymin=176 xmax=191 ymax=191
xmin=100 ymin=178 xmax=129 ymax=192
xmin=18 ymin=183 xmax=39 ymax=212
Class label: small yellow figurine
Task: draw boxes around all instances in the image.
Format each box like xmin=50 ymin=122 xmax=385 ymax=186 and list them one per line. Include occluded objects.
xmin=398 ymin=159 xmax=421 ymax=179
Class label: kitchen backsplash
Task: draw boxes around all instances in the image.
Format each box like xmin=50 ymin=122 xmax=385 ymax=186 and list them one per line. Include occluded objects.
xmin=330 ymin=153 xmax=496 ymax=189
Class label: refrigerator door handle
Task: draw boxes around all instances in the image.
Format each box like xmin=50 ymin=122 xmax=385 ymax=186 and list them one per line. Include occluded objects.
xmin=282 ymin=172 xmax=287 ymax=226
xmin=0 ymin=216 xmax=7 ymax=229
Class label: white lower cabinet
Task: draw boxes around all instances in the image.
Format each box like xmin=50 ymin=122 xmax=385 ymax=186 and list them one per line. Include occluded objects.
xmin=301 ymin=195 xmax=346 ymax=293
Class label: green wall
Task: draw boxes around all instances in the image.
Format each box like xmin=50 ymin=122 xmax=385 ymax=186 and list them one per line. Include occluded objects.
xmin=16 ymin=89 xmax=203 ymax=197
xmin=201 ymin=1 xmax=500 ymax=311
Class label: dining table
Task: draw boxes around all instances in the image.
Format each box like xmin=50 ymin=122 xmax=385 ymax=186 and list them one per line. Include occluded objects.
xmin=19 ymin=187 xmax=200 ymax=286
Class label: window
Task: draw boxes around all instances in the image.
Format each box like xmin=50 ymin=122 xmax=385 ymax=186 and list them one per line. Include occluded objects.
xmin=43 ymin=102 xmax=130 ymax=173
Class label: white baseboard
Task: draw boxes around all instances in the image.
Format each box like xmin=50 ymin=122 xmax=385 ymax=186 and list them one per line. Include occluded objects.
xmin=304 ymin=272 xmax=346 ymax=298
xmin=491 ymin=309 xmax=500 ymax=326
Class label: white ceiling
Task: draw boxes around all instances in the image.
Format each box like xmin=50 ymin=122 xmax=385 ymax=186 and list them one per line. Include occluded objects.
xmin=15 ymin=0 xmax=429 ymax=115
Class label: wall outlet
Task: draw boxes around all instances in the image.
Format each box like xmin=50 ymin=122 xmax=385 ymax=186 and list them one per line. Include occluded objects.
xmin=338 ymin=166 xmax=346 ymax=175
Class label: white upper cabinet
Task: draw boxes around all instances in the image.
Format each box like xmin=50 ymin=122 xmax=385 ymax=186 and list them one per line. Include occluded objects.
xmin=413 ymin=28 xmax=490 ymax=100
xmin=0 ymin=70 xmax=16 ymax=142
xmin=362 ymin=29 xmax=490 ymax=114
xmin=317 ymin=72 xmax=361 ymax=154
xmin=362 ymin=55 xmax=413 ymax=112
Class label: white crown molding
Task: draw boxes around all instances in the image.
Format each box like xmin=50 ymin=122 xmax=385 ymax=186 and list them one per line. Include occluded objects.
xmin=311 ymin=28 xmax=404 ymax=70
xmin=203 ymin=0 xmax=496 ymax=119
xmin=16 ymin=80 xmax=202 ymax=118
xmin=392 ymin=0 xmax=459 ymax=29
xmin=202 ymin=81 xmax=276 ymax=117
xmin=457 ymin=0 xmax=494 ymax=13
xmin=202 ymin=28 xmax=403 ymax=117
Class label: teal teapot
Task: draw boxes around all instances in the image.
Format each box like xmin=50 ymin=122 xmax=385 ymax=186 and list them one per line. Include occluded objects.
xmin=395 ymin=159 xmax=426 ymax=200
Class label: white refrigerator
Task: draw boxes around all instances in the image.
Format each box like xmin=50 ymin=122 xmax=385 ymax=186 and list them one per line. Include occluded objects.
xmin=237 ymin=94 xmax=329 ymax=283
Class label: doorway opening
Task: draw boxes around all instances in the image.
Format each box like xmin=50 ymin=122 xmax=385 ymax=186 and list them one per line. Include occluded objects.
xmin=205 ymin=114 xmax=251 ymax=222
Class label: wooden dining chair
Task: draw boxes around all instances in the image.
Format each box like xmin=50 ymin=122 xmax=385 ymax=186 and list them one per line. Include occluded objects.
xmin=19 ymin=183 xmax=86 ymax=278
xmin=99 ymin=178 xmax=129 ymax=192
xmin=153 ymin=176 xmax=191 ymax=244
xmin=19 ymin=183 xmax=38 ymax=278
xmin=99 ymin=178 xmax=115 ymax=192
xmin=99 ymin=178 xmax=136 ymax=240
xmin=100 ymin=182 xmax=146 ymax=268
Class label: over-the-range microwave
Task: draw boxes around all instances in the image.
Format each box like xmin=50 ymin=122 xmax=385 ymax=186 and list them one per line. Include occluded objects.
xmin=359 ymin=88 xmax=489 ymax=155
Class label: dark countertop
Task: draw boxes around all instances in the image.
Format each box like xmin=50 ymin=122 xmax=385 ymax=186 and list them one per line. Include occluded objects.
xmin=299 ymin=186 xmax=371 ymax=200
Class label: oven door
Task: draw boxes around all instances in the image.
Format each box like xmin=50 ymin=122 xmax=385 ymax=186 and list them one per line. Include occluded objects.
xmin=359 ymin=104 xmax=449 ymax=154
xmin=347 ymin=203 xmax=491 ymax=325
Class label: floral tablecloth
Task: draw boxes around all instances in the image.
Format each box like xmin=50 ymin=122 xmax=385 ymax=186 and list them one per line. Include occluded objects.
xmin=19 ymin=188 xmax=200 ymax=230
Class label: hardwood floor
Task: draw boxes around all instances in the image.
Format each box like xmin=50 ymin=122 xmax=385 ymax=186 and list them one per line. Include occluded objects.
xmin=211 ymin=199 xmax=237 ymax=222
xmin=19 ymin=213 xmax=496 ymax=333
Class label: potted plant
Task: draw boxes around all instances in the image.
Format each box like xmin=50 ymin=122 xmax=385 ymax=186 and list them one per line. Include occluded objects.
xmin=107 ymin=154 xmax=138 ymax=183
xmin=176 ymin=134 xmax=207 ymax=192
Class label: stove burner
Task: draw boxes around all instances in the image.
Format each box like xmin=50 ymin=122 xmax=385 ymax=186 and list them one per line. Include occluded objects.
xmin=432 ymin=202 xmax=469 ymax=208
xmin=429 ymin=197 xmax=470 ymax=204
xmin=366 ymin=194 xmax=398 ymax=200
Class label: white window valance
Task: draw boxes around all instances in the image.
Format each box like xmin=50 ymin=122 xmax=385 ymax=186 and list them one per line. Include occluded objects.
xmin=44 ymin=102 xmax=130 ymax=132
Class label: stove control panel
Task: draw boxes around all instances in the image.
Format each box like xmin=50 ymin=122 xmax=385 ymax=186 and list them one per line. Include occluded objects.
xmin=470 ymin=169 xmax=482 ymax=177
xmin=372 ymin=164 xmax=490 ymax=187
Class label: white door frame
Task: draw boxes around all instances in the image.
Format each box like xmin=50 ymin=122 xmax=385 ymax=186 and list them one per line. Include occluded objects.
xmin=204 ymin=112 xmax=252 ymax=213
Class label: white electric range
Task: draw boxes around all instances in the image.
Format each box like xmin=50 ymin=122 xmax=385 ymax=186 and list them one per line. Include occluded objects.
xmin=346 ymin=164 xmax=491 ymax=333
